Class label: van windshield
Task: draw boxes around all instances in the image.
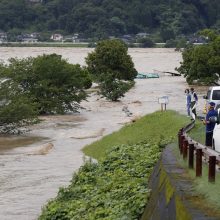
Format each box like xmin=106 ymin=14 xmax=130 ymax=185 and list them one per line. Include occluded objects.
xmin=212 ymin=90 xmax=220 ymax=100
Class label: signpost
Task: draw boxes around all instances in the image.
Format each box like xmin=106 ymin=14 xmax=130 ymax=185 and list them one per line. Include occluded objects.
xmin=158 ymin=96 xmax=169 ymax=111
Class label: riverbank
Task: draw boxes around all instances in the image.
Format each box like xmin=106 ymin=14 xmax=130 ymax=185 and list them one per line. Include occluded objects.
xmin=39 ymin=111 xmax=189 ymax=219
xmin=0 ymin=48 xmax=189 ymax=219
xmin=0 ymin=42 xmax=166 ymax=48
xmin=0 ymin=77 xmax=189 ymax=220
xmin=0 ymin=42 xmax=89 ymax=47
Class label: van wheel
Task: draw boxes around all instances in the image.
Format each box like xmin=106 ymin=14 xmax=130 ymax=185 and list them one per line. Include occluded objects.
xmin=212 ymin=139 xmax=215 ymax=150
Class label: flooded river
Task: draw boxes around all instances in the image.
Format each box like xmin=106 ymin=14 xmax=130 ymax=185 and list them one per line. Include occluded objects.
xmin=0 ymin=48 xmax=205 ymax=219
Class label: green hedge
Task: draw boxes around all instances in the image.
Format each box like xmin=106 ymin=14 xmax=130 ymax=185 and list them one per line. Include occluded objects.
xmin=39 ymin=111 xmax=188 ymax=219
xmin=39 ymin=142 xmax=161 ymax=220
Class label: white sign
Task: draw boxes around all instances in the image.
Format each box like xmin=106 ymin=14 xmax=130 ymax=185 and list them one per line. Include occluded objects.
xmin=158 ymin=96 xmax=169 ymax=104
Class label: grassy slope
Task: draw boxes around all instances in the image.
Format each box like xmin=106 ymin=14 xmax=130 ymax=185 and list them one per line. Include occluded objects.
xmin=83 ymin=111 xmax=220 ymax=213
xmin=39 ymin=111 xmax=188 ymax=219
xmin=40 ymin=111 xmax=220 ymax=219
xmin=175 ymin=120 xmax=220 ymax=214
xmin=83 ymin=110 xmax=189 ymax=160
xmin=188 ymin=120 xmax=205 ymax=145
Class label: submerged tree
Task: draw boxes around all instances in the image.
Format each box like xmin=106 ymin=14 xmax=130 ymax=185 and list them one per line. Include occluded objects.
xmin=0 ymin=72 xmax=38 ymax=134
xmin=0 ymin=54 xmax=92 ymax=133
xmin=98 ymin=73 xmax=135 ymax=101
xmin=31 ymin=54 xmax=92 ymax=114
xmin=177 ymin=30 xmax=220 ymax=85
xmin=86 ymin=39 xmax=137 ymax=101
xmin=5 ymin=54 xmax=92 ymax=114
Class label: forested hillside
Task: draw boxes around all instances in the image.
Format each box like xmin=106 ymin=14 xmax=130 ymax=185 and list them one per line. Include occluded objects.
xmin=0 ymin=0 xmax=219 ymax=40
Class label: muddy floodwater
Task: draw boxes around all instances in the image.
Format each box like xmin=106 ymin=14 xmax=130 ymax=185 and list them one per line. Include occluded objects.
xmin=0 ymin=48 xmax=207 ymax=219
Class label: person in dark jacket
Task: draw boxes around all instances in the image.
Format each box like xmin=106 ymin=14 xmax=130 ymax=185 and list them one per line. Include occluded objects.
xmin=203 ymin=102 xmax=218 ymax=147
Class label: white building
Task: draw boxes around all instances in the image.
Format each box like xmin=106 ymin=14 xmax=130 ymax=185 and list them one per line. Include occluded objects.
xmin=0 ymin=32 xmax=7 ymax=43
xmin=50 ymin=34 xmax=63 ymax=41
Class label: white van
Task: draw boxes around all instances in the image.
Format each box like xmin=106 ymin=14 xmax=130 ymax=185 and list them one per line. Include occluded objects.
xmin=203 ymin=86 xmax=220 ymax=113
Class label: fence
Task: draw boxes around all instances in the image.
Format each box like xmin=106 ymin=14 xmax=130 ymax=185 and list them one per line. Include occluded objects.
xmin=178 ymin=121 xmax=220 ymax=183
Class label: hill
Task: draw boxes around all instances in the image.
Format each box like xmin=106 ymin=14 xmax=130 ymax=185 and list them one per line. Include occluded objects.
xmin=0 ymin=0 xmax=219 ymax=40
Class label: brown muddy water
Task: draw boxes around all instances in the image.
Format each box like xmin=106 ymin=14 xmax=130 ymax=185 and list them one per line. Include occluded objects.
xmin=0 ymin=48 xmax=208 ymax=219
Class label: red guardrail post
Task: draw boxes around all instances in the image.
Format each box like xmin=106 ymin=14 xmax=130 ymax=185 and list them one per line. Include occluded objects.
xmin=183 ymin=139 xmax=188 ymax=160
xmin=188 ymin=143 xmax=194 ymax=169
xmin=196 ymin=149 xmax=202 ymax=177
xmin=208 ymin=156 xmax=216 ymax=183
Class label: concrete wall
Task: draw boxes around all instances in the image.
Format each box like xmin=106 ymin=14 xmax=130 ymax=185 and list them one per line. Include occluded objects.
xmin=141 ymin=145 xmax=218 ymax=220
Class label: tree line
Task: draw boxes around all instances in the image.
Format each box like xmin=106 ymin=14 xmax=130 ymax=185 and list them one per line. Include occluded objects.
xmin=0 ymin=0 xmax=219 ymax=41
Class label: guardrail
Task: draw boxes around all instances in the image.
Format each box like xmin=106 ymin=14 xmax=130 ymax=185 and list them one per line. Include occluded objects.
xmin=178 ymin=121 xmax=220 ymax=183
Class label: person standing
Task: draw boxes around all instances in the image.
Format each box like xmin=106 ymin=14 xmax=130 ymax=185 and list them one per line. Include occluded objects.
xmin=185 ymin=89 xmax=191 ymax=117
xmin=203 ymin=102 xmax=218 ymax=147
xmin=190 ymin=88 xmax=198 ymax=120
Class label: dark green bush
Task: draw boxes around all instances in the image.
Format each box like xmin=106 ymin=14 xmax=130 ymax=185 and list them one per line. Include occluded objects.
xmin=39 ymin=142 xmax=161 ymax=220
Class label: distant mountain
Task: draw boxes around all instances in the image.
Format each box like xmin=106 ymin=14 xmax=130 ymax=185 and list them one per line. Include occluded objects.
xmin=0 ymin=0 xmax=219 ymax=40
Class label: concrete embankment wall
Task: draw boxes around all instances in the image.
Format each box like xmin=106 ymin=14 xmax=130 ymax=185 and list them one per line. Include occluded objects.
xmin=141 ymin=145 xmax=218 ymax=220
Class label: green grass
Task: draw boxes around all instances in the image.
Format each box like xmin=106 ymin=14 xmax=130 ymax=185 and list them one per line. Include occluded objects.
xmin=174 ymin=146 xmax=220 ymax=215
xmin=40 ymin=142 xmax=162 ymax=220
xmin=40 ymin=109 xmax=220 ymax=219
xmin=40 ymin=110 xmax=189 ymax=219
xmin=188 ymin=119 xmax=205 ymax=145
xmin=83 ymin=110 xmax=189 ymax=160
xmin=173 ymin=119 xmax=220 ymax=215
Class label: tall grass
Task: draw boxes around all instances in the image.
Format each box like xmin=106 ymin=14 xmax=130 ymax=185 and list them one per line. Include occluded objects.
xmin=174 ymin=120 xmax=220 ymax=214
xmin=83 ymin=110 xmax=189 ymax=160
xmin=174 ymin=146 xmax=220 ymax=215
xmin=40 ymin=111 xmax=189 ymax=219
xmin=188 ymin=120 xmax=205 ymax=144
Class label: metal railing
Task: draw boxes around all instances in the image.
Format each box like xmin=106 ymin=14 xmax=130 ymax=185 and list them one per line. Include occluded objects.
xmin=178 ymin=121 xmax=220 ymax=182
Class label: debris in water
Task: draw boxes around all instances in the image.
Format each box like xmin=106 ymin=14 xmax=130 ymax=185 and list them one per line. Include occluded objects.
xmin=26 ymin=143 xmax=54 ymax=156
xmin=71 ymin=128 xmax=105 ymax=139
xmin=122 ymin=105 xmax=133 ymax=117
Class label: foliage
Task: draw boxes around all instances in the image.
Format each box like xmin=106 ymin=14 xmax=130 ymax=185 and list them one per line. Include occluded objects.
xmin=86 ymin=39 xmax=137 ymax=101
xmin=99 ymin=74 xmax=134 ymax=101
xmin=177 ymin=30 xmax=220 ymax=85
xmin=39 ymin=142 xmax=161 ymax=220
xmin=83 ymin=110 xmax=188 ymax=160
xmin=0 ymin=53 xmax=92 ymax=133
xmin=31 ymin=54 xmax=92 ymax=113
xmin=0 ymin=0 xmax=219 ymax=40
xmin=165 ymin=38 xmax=187 ymax=49
xmin=199 ymin=29 xmax=219 ymax=41
xmin=0 ymin=66 xmax=38 ymax=133
xmin=174 ymin=123 xmax=220 ymax=213
xmin=86 ymin=39 xmax=137 ymax=81
xmin=164 ymin=39 xmax=178 ymax=48
xmin=176 ymin=38 xmax=188 ymax=50
xmin=39 ymin=111 xmax=188 ymax=219
xmin=188 ymin=120 xmax=205 ymax=145
xmin=0 ymin=86 xmax=38 ymax=134
xmin=3 ymin=54 xmax=92 ymax=114
xmin=137 ymin=37 xmax=155 ymax=48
